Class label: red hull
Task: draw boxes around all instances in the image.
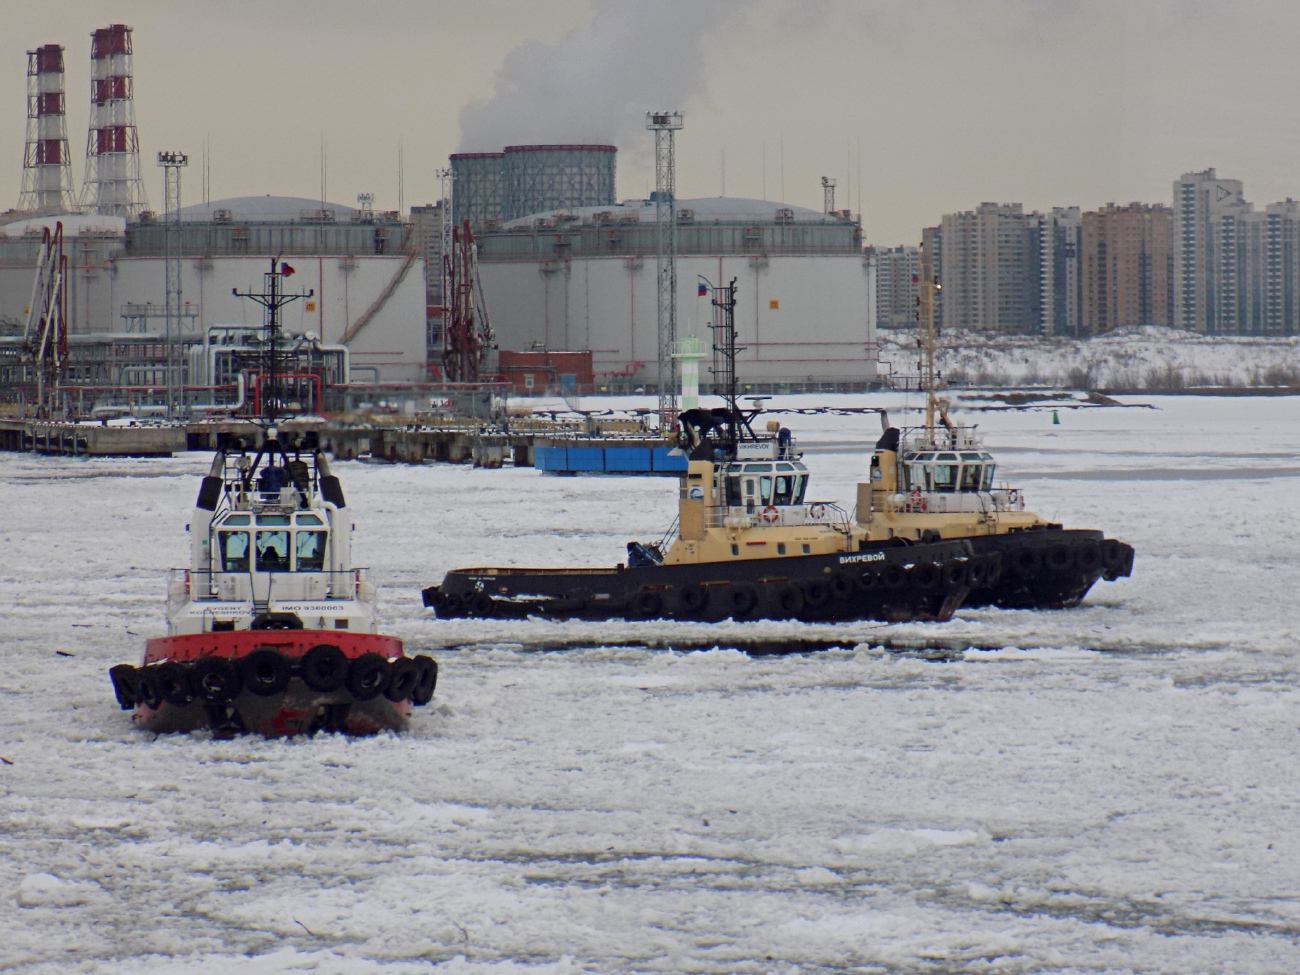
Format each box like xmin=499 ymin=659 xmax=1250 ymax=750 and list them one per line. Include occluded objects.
xmin=123 ymin=629 xmax=423 ymax=737
xmin=143 ymin=630 xmax=403 ymax=665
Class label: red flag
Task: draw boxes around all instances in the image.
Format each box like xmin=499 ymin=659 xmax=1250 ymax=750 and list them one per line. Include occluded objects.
xmin=280 ymin=262 xmax=295 ymax=276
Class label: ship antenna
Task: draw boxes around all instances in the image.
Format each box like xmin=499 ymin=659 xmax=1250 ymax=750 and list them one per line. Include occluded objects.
xmin=233 ymin=257 xmax=314 ymax=422
xmin=917 ymin=271 xmax=941 ymax=438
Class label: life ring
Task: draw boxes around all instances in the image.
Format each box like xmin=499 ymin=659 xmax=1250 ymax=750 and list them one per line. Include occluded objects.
xmin=1007 ymin=489 xmax=1019 ymax=508
xmin=909 ymin=489 xmax=928 ymax=512
xmin=759 ymin=505 xmax=780 ymax=524
xmin=809 ymin=502 xmax=827 ymax=520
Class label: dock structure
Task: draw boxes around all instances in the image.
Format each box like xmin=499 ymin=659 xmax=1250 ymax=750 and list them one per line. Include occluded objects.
xmin=0 ymin=419 xmax=186 ymax=456
xmin=0 ymin=413 xmax=679 ymax=471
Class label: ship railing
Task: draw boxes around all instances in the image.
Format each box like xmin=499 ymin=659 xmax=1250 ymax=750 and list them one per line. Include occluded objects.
xmin=892 ymin=490 xmax=1022 ymax=514
xmin=170 ymin=567 xmax=371 ymax=603
xmin=705 ymin=501 xmax=851 ymax=529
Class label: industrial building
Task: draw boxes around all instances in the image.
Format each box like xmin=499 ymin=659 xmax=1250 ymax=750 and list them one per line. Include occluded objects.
xmin=0 ymin=197 xmax=427 ymax=406
xmin=475 ymin=196 xmax=874 ymax=389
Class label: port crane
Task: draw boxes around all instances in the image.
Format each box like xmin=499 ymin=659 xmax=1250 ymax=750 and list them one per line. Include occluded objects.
xmin=22 ymin=222 xmax=69 ymax=418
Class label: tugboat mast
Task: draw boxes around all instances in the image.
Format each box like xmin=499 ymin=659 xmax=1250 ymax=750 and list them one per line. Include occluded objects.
xmin=706 ymin=276 xmax=742 ymax=456
xmin=917 ymin=272 xmax=941 ymax=437
xmin=232 ymin=259 xmax=314 ymax=420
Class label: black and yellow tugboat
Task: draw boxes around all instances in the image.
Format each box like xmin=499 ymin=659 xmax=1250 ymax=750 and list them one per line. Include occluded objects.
xmin=423 ymin=281 xmax=987 ymax=624
xmin=850 ymin=276 xmax=1134 ymax=609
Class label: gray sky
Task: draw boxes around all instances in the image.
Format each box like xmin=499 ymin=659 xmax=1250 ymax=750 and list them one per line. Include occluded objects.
xmin=4 ymin=0 xmax=1298 ymax=244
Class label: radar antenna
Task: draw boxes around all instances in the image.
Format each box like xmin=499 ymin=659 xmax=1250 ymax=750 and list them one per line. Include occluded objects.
xmin=233 ymin=259 xmax=314 ymax=421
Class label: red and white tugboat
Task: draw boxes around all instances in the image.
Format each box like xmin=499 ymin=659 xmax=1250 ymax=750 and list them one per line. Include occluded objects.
xmin=108 ymin=431 xmax=437 ymax=736
xmin=107 ymin=259 xmax=436 ymax=736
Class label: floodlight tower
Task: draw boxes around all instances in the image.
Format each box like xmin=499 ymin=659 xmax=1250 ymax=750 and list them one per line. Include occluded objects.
xmin=158 ymin=150 xmax=187 ymax=418
xmin=647 ymin=111 xmax=683 ymax=428
xmin=18 ymin=45 xmax=76 ymax=214
xmin=821 ymin=176 xmax=836 ymax=214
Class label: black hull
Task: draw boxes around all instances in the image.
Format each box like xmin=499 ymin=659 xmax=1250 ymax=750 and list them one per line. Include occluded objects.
xmin=963 ymin=529 xmax=1135 ymax=610
xmin=423 ymin=540 xmax=986 ymax=624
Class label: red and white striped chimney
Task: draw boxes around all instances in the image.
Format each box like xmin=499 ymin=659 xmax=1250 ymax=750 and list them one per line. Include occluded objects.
xmin=82 ymin=24 xmax=147 ymax=218
xmin=18 ymin=44 xmax=76 ymax=214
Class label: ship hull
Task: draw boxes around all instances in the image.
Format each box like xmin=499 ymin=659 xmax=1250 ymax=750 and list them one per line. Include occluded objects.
xmin=109 ymin=631 xmax=437 ymax=737
xmin=424 ymin=540 xmax=984 ymax=625
xmin=963 ymin=529 xmax=1135 ymax=610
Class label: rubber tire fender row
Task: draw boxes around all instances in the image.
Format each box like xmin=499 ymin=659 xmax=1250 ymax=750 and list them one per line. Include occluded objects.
xmin=190 ymin=656 xmax=242 ymax=705
xmin=1046 ymin=543 xmax=1074 ymax=572
xmin=965 ymin=557 xmax=988 ymax=589
xmin=678 ymin=585 xmax=709 ymax=616
xmin=239 ymin=648 xmax=292 ymax=698
xmin=437 ymin=592 xmax=464 ymax=618
xmin=468 ymin=592 xmax=495 ymax=618
xmin=411 ymin=655 xmax=439 ymax=706
xmin=135 ymin=666 xmax=165 ymax=711
xmin=300 ymin=644 xmax=349 ymax=693
xmin=829 ymin=572 xmax=854 ymax=601
xmin=881 ymin=563 xmax=908 ymax=590
xmin=803 ymin=580 xmax=830 ymax=608
xmin=109 ymin=664 xmax=138 ymax=710
xmin=346 ymin=653 xmax=391 ymax=702
xmin=385 ymin=656 xmax=422 ymax=703
xmin=727 ymin=585 xmax=757 ymax=618
xmin=940 ymin=559 xmax=968 ymax=591
xmin=983 ymin=551 xmax=1004 ymax=586
xmin=1102 ymin=538 xmax=1126 ymax=572
xmin=1076 ymin=541 xmax=1103 ymax=573
xmin=908 ymin=561 xmax=940 ymax=592
xmin=1011 ymin=547 xmax=1042 ymax=578
xmin=157 ymin=662 xmax=195 ymax=708
xmin=631 ymin=590 xmax=662 ymax=619
xmin=775 ymin=585 xmax=804 ymax=617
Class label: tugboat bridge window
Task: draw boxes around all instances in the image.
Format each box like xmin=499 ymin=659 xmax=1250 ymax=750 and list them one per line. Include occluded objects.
xmin=256 ymin=530 xmax=290 ymax=571
xmin=295 ymin=531 xmax=327 ymax=571
xmin=219 ymin=531 xmax=250 ymax=571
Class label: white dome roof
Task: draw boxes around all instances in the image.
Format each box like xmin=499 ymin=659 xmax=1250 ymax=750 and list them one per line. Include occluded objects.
xmin=502 ymin=196 xmax=842 ymax=229
xmin=177 ymin=195 xmax=358 ymax=223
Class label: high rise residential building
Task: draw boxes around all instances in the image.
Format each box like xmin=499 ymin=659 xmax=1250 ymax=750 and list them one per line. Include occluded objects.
xmin=1081 ymin=203 xmax=1173 ymax=334
xmin=874 ymin=244 xmax=920 ymax=329
xmin=936 ymin=203 xmax=1035 ymax=333
xmin=1240 ymin=200 xmax=1300 ymax=335
xmin=1033 ymin=207 xmax=1083 ymax=337
xmin=1173 ymin=168 xmax=1248 ymax=333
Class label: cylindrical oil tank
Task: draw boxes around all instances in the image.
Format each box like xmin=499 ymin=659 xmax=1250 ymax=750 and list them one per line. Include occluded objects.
xmin=502 ymin=145 xmax=616 ymax=222
xmin=449 ymin=152 xmax=505 ymax=231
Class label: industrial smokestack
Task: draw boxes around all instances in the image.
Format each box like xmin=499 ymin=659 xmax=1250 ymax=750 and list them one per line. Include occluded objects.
xmin=458 ymin=0 xmax=744 ymax=155
xmin=82 ymin=24 xmax=147 ymax=218
xmin=18 ymin=44 xmax=76 ymax=214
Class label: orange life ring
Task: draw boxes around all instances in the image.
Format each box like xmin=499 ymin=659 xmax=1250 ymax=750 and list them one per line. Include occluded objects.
xmin=1008 ymin=489 xmax=1019 ymax=507
xmin=909 ymin=489 xmax=928 ymax=512
xmin=760 ymin=505 xmax=780 ymax=524
xmin=809 ymin=502 xmax=827 ymax=520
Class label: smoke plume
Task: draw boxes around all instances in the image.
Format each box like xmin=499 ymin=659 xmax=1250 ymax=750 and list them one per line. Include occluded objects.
xmin=458 ymin=0 xmax=745 ymax=153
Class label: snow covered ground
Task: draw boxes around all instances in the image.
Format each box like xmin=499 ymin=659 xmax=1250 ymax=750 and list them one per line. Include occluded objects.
xmin=878 ymin=326 xmax=1300 ymax=391
xmin=2 ymin=392 xmax=1299 ymax=973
